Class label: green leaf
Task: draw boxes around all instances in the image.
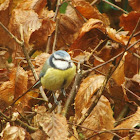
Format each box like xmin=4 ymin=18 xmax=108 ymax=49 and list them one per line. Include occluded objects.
xmin=59 ymin=2 xmax=68 ymax=14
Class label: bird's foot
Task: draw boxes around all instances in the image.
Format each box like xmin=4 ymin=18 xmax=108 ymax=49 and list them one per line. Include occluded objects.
xmin=53 ymin=92 xmax=59 ymax=105
xmin=61 ymin=88 xmax=66 ymax=97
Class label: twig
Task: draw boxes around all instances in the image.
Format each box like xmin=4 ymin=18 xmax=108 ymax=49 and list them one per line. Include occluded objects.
xmin=0 ymin=111 xmax=10 ymax=120
xmin=0 ymin=21 xmax=48 ymax=102
xmin=68 ymin=3 xmax=87 ymax=22
xmin=102 ymin=0 xmax=128 ymax=14
xmin=52 ymin=18 xmax=60 ymax=53
xmin=124 ymin=87 xmax=140 ymax=101
xmin=68 ymin=130 xmax=79 ymax=140
xmin=68 ymin=122 xmax=122 ymax=139
xmin=134 ymin=30 xmax=140 ymax=37
xmin=15 ymin=119 xmax=38 ymax=132
xmin=46 ymin=0 xmax=61 ymax=52
xmin=62 ymin=63 xmax=82 ymax=117
xmin=83 ymin=39 xmax=140 ymax=75
xmin=91 ymin=0 xmax=99 ymax=6
xmin=109 ymin=18 xmax=140 ymax=77
xmin=77 ymin=66 xmax=113 ymax=125
xmin=48 ymin=91 xmax=64 ymax=113
xmin=86 ymin=129 xmax=122 ymax=139
xmin=115 ymin=104 xmax=129 ymax=126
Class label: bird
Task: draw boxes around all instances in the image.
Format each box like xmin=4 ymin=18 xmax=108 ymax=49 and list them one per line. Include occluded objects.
xmin=12 ymin=50 xmax=76 ymax=105
xmin=39 ymin=50 xmax=76 ymax=92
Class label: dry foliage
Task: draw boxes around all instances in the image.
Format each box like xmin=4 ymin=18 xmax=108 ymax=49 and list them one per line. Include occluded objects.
xmin=0 ymin=0 xmax=140 ymax=140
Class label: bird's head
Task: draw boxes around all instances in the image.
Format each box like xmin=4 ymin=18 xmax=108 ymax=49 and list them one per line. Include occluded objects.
xmin=49 ymin=50 xmax=72 ymax=70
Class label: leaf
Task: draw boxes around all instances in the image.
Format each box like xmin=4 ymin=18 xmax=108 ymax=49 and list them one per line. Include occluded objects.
xmin=120 ymin=11 xmax=140 ymax=40
xmin=9 ymin=9 xmax=42 ymax=44
xmin=56 ymin=5 xmax=83 ymax=50
xmin=35 ymin=111 xmax=68 ymax=140
xmin=124 ymin=74 xmax=140 ymax=105
xmin=29 ymin=17 xmax=55 ymax=50
xmin=124 ymin=48 xmax=140 ymax=78
xmin=0 ymin=0 xmax=10 ymax=11
xmin=27 ymin=53 xmax=50 ymax=87
xmin=15 ymin=0 xmax=47 ymax=15
xmin=1 ymin=123 xmax=26 ymax=140
xmin=75 ymin=74 xmax=115 ymax=139
xmin=72 ymin=0 xmax=109 ymax=25
xmin=131 ymin=132 xmax=140 ymax=140
xmin=115 ymin=107 xmax=140 ymax=137
xmin=70 ymin=19 xmax=106 ymax=54
xmin=128 ymin=0 xmax=140 ymax=12
xmin=0 ymin=81 xmax=15 ymax=109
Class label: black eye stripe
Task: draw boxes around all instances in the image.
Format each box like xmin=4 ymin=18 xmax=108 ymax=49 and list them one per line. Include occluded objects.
xmin=54 ymin=56 xmax=70 ymax=62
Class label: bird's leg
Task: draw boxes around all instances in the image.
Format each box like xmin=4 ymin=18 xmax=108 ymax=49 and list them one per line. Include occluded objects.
xmin=61 ymin=88 xmax=66 ymax=97
xmin=52 ymin=92 xmax=59 ymax=105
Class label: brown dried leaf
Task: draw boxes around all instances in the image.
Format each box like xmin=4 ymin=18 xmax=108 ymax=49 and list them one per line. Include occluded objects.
xmin=27 ymin=53 xmax=50 ymax=87
xmin=70 ymin=18 xmax=106 ymax=54
xmin=75 ymin=74 xmax=106 ymax=121
xmin=0 ymin=81 xmax=15 ymax=109
xmin=0 ymin=66 xmax=29 ymax=110
xmin=108 ymin=78 xmax=125 ymax=118
xmin=124 ymin=48 xmax=140 ymax=78
xmin=72 ymin=0 xmax=109 ymax=25
xmin=16 ymin=0 xmax=47 ymax=15
xmin=35 ymin=110 xmax=68 ymax=140
xmin=128 ymin=0 xmax=140 ymax=12
xmin=31 ymin=129 xmax=48 ymax=140
xmin=1 ymin=123 xmax=26 ymax=140
xmin=120 ymin=11 xmax=140 ymax=40
xmin=55 ymin=5 xmax=83 ymax=50
xmin=0 ymin=0 xmax=10 ymax=11
xmin=131 ymin=132 xmax=140 ymax=140
xmin=106 ymin=27 xmax=130 ymax=46
xmin=0 ymin=1 xmax=13 ymax=52
xmin=83 ymin=96 xmax=115 ymax=140
xmin=115 ymin=107 xmax=140 ymax=137
xmin=111 ymin=52 xmax=126 ymax=86
xmin=124 ymin=74 xmax=140 ymax=105
xmin=9 ymin=9 xmax=42 ymax=45
xmin=75 ymin=75 xmax=114 ymax=139
xmin=29 ymin=18 xmax=55 ymax=50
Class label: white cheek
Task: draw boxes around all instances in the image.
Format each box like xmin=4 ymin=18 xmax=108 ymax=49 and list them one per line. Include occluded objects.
xmin=52 ymin=59 xmax=69 ymax=70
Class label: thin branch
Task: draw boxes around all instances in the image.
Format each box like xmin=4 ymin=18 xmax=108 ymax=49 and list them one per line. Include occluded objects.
xmin=90 ymin=0 xmax=99 ymax=6
xmin=52 ymin=18 xmax=60 ymax=53
xmin=0 ymin=22 xmax=48 ymax=102
xmin=0 ymin=111 xmax=10 ymax=120
xmin=46 ymin=0 xmax=61 ymax=52
xmin=15 ymin=119 xmax=38 ymax=132
xmin=124 ymin=87 xmax=140 ymax=101
xmin=102 ymin=0 xmax=128 ymax=14
xmin=83 ymin=39 xmax=140 ymax=75
xmin=62 ymin=63 xmax=82 ymax=117
xmin=77 ymin=66 xmax=113 ymax=125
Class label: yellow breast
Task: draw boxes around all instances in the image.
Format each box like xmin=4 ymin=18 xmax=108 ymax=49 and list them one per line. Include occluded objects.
xmin=41 ymin=63 xmax=76 ymax=91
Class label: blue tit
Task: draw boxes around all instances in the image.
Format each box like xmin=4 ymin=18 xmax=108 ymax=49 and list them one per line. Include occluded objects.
xmin=11 ymin=50 xmax=76 ymax=106
xmin=38 ymin=50 xmax=76 ymax=91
